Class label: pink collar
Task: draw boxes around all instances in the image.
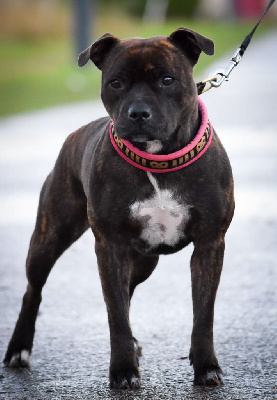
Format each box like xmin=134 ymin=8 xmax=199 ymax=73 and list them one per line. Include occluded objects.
xmin=110 ymin=97 xmax=213 ymax=173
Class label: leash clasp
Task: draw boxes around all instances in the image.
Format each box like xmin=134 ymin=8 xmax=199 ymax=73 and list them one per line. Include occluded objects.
xmin=211 ymin=47 xmax=242 ymax=87
xmin=199 ymin=47 xmax=242 ymax=93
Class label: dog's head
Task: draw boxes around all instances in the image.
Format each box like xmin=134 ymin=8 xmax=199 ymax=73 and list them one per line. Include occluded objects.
xmin=78 ymin=28 xmax=214 ymax=147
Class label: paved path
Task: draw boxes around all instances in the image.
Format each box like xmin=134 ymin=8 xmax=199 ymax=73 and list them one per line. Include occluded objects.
xmin=0 ymin=31 xmax=276 ymax=399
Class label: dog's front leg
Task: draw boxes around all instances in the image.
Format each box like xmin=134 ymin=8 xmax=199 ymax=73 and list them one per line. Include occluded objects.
xmin=95 ymin=240 xmax=140 ymax=390
xmin=189 ymin=237 xmax=225 ymax=386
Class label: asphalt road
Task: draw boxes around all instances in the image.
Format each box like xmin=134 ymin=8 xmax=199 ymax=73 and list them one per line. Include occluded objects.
xmin=0 ymin=31 xmax=277 ymax=399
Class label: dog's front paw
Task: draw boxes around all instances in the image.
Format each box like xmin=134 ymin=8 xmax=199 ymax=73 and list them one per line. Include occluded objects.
xmin=194 ymin=368 xmax=223 ymax=386
xmin=110 ymin=367 xmax=141 ymax=389
xmin=4 ymin=349 xmax=31 ymax=368
xmin=190 ymin=347 xmax=223 ymax=386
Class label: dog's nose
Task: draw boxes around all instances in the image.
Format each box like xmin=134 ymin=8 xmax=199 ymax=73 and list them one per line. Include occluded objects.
xmin=128 ymin=104 xmax=152 ymax=123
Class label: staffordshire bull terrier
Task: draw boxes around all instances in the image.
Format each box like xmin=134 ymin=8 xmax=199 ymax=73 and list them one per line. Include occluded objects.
xmin=4 ymin=27 xmax=234 ymax=389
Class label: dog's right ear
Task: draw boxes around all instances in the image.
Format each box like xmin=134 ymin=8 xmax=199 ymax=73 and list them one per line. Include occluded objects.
xmin=78 ymin=33 xmax=119 ymax=70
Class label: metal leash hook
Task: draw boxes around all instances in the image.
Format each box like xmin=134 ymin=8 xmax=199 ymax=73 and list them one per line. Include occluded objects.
xmin=199 ymin=47 xmax=242 ymax=93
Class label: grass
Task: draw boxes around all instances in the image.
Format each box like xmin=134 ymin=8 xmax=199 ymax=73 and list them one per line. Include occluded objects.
xmin=0 ymin=38 xmax=102 ymax=116
xmin=0 ymin=10 xmax=273 ymax=117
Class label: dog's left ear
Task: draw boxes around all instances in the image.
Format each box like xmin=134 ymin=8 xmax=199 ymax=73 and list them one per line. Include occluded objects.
xmin=78 ymin=33 xmax=119 ymax=69
xmin=169 ymin=27 xmax=214 ymax=66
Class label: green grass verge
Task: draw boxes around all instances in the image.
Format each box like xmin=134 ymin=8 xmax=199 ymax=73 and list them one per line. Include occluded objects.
xmin=0 ymin=16 xmax=272 ymax=117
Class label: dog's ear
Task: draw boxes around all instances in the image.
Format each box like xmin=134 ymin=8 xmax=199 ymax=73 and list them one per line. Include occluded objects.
xmin=169 ymin=27 xmax=214 ymax=65
xmin=78 ymin=33 xmax=119 ymax=70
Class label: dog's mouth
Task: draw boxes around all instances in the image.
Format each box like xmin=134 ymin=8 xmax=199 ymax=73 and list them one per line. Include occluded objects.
xmin=114 ymin=119 xmax=168 ymax=142
xmin=114 ymin=123 xmax=181 ymax=155
xmin=117 ymin=128 xmax=159 ymax=143
xmin=132 ymin=135 xmax=148 ymax=143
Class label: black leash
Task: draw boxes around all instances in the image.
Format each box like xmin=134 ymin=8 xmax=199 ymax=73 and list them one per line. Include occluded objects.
xmin=197 ymin=0 xmax=276 ymax=95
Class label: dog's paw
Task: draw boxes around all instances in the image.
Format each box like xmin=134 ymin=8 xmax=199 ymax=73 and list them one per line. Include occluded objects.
xmin=110 ymin=369 xmax=141 ymax=390
xmin=194 ymin=368 xmax=223 ymax=387
xmin=4 ymin=350 xmax=31 ymax=368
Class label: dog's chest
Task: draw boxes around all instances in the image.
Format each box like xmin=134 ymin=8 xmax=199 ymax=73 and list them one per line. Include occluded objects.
xmin=130 ymin=173 xmax=190 ymax=249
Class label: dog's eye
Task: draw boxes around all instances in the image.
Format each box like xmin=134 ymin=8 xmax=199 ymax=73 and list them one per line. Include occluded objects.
xmin=162 ymin=76 xmax=174 ymax=86
xmin=110 ymin=79 xmax=122 ymax=89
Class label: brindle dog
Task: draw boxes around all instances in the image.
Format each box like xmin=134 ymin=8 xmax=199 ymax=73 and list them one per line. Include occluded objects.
xmin=4 ymin=28 xmax=234 ymax=389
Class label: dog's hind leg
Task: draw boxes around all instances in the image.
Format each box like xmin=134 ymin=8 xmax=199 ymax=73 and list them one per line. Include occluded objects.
xmin=4 ymin=170 xmax=89 ymax=368
xmin=128 ymin=249 xmax=159 ymax=358
xmin=189 ymin=237 xmax=225 ymax=386
xmin=129 ymin=249 xmax=159 ymax=301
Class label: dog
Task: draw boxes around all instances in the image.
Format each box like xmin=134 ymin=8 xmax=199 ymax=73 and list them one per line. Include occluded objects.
xmin=4 ymin=27 xmax=234 ymax=389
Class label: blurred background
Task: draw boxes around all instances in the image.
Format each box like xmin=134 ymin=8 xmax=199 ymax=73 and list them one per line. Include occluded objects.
xmin=0 ymin=0 xmax=276 ymax=117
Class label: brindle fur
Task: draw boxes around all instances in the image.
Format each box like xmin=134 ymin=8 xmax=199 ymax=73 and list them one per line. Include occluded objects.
xmin=4 ymin=28 xmax=234 ymax=389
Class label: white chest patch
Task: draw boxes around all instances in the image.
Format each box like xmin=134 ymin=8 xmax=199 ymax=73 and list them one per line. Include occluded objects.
xmin=130 ymin=172 xmax=190 ymax=249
